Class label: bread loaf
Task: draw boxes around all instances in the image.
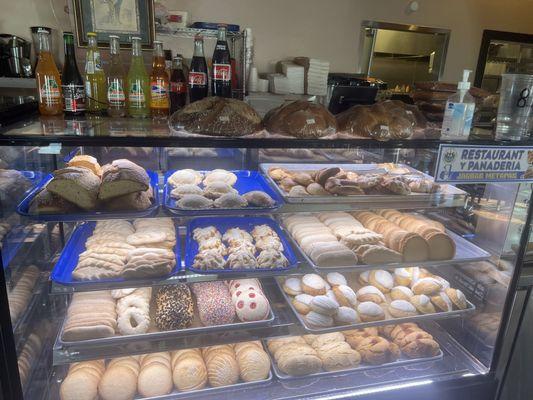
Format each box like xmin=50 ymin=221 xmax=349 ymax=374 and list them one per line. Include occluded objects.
xmin=68 ymin=155 xmax=102 ymax=177
xmin=263 ymin=100 xmax=337 ymax=138
xmin=28 ymin=187 xmax=80 ymax=214
xmin=171 ymin=97 xmax=262 ymax=137
xmin=98 ymin=159 xmax=149 ymax=201
xmin=103 ymin=187 xmax=153 ymax=211
xmin=47 ymin=167 xmax=100 ymax=210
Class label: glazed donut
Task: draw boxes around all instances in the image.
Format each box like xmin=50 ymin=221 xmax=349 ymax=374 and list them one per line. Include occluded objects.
xmin=117 ymin=296 xmax=149 ymax=315
xmin=117 ymin=307 xmax=150 ymax=335
xmin=111 ymin=288 xmax=137 ymax=299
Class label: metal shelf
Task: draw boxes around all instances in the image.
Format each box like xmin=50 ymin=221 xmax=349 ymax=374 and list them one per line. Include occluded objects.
xmin=156 ymin=27 xmax=244 ymax=39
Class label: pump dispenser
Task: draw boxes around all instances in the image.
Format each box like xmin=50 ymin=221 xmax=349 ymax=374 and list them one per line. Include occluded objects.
xmin=441 ymin=69 xmax=476 ymax=139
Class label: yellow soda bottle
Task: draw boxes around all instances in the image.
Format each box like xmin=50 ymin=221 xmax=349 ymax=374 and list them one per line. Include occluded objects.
xmin=127 ymin=37 xmax=150 ymax=118
xmin=35 ymin=29 xmax=62 ymax=116
xmin=85 ymin=32 xmax=107 ymax=114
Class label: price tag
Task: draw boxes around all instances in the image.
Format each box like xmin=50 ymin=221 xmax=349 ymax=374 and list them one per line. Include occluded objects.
xmin=38 ymin=143 xmax=62 ymax=154
xmin=435 ymin=144 xmax=533 ymax=183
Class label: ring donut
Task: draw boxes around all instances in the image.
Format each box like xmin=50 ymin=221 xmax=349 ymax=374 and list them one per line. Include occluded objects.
xmin=117 ymin=307 xmax=150 ymax=335
xmin=117 ymin=296 xmax=149 ymax=315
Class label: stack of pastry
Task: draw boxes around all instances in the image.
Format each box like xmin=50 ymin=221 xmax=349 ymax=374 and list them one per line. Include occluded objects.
xmin=17 ymin=333 xmax=42 ymax=389
xmin=317 ymin=212 xmax=402 ymax=264
xmin=354 ymin=211 xmax=430 ymax=262
xmin=380 ymin=323 xmax=441 ymax=358
xmin=113 ymin=288 xmax=151 ymax=336
xmin=72 ymin=218 xmax=176 ymax=281
xmin=268 ymin=165 xmax=440 ymax=197
xmin=29 ymin=156 xmax=153 ymax=213
xmin=191 ymin=224 xmax=289 ymax=271
xmin=169 ymin=168 xmax=275 ymax=209
xmin=8 ymin=265 xmax=40 ymax=324
xmin=467 ymin=312 xmax=500 ymax=346
xmin=375 ymin=210 xmax=456 ymax=260
xmin=227 ymin=279 xmax=271 ymax=322
xmin=283 ymin=214 xmax=358 ymax=268
xmin=343 ymin=328 xmax=401 ymax=364
xmin=62 ymin=291 xmax=117 ymax=341
xmin=61 ymin=343 xmax=271 ymax=400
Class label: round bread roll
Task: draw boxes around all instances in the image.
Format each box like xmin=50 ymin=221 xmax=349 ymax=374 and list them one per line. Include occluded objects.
xmin=98 ymin=365 xmax=137 ymax=400
xmin=138 ymin=363 xmax=173 ymax=397
xmin=173 ymin=356 xmax=207 ymax=391
xmin=236 ymin=346 xmax=271 ymax=382
xmin=60 ymin=369 xmax=100 ymax=400
xmin=206 ymin=353 xmax=240 ymax=387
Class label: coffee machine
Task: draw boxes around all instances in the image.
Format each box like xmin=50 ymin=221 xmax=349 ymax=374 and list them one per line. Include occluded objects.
xmin=0 ymin=34 xmax=32 ymax=77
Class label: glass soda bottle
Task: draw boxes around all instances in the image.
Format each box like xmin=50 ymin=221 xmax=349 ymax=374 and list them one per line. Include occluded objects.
xmin=35 ymin=29 xmax=62 ymax=116
xmin=189 ymin=35 xmax=208 ymax=103
xmin=85 ymin=32 xmax=107 ymax=114
xmin=127 ymin=37 xmax=150 ymax=118
xmin=62 ymin=32 xmax=85 ymax=116
xmin=170 ymin=55 xmax=187 ymax=113
xmin=150 ymin=40 xmax=170 ymax=117
xmin=212 ymin=25 xmax=232 ymax=98
xmin=107 ymin=35 xmax=126 ymax=117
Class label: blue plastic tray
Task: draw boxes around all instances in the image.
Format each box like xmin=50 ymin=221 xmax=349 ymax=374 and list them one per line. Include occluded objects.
xmin=163 ymin=170 xmax=283 ymax=215
xmin=185 ymin=216 xmax=298 ymax=274
xmin=16 ymin=171 xmax=160 ymax=221
xmin=50 ymin=222 xmax=181 ymax=285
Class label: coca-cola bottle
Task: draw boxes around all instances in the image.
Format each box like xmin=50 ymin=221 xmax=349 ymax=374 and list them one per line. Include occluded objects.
xmin=170 ymin=55 xmax=187 ymax=113
xmin=212 ymin=25 xmax=232 ymax=98
xmin=188 ymin=35 xmax=208 ymax=103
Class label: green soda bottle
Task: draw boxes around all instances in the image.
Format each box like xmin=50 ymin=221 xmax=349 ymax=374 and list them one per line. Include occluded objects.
xmin=85 ymin=32 xmax=107 ymax=114
xmin=127 ymin=37 xmax=150 ymax=118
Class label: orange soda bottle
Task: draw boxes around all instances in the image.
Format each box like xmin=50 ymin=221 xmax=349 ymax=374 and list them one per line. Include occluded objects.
xmin=35 ymin=29 xmax=63 ymax=115
xmin=150 ymin=40 xmax=170 ymax=117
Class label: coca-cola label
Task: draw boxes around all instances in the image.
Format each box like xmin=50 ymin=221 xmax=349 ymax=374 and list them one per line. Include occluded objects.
xmin=62 ymin=83 xmax=85 ymax=112
xmin=40 ymin=76 xmax=61 ymax=105
xmin=189 ymin=72 xmax=207 ymax=86
xmin=107 ymin=80 xmax=126 ymax=105
xmin=170 ymin=81 xmax=187 ymax=94
xmin=151 ymin=80 xmax=169 ymax=108
xmin=213 ymin=64 xmax=231 ymax=81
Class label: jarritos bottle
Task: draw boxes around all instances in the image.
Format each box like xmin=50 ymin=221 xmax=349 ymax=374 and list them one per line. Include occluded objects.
xmin=61 ymin=32 xmax=85 ymax=116
xmin=107 ymin=35 xmax=126 ymax=117
xmin=188 ymin=35 xmax=208 ymax=103
xmin=85 ymin=32 xmax=107 ymax=114
xmin=150 ymin=40 xmax=170 ymax=117
xmin=35 ymin=29 xmax=62 ymax=116
xmin=127 ymin=37 xmax=150 ymax=118
xmin=212 ymin=25 xmax=232 ymax=98
xmin=169 ymin=55 xmax=187 ymax=113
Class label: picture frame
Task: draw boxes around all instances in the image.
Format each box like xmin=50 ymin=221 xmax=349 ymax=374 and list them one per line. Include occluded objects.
xmin=72 ymin=0 xmax=155 ymax=49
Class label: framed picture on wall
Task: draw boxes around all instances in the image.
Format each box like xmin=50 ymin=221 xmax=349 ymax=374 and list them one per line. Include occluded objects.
xmin=73 ymin=0 xmax=155 ymax=48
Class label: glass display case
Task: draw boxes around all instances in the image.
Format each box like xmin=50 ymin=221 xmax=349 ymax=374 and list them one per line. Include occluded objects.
xmin=0 ymin=116 xmax=531 ymax=400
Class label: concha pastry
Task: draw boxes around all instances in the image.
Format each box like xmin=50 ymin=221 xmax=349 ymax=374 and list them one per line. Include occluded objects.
xmin=177 ymin=194 xmax=213 ymax=209
xmin=203 ymin=182 xmax=238 ymax=199
xmin=168 ymin=169 xmax=203 ymax=186
xmin=226 ymin=251 xmax=257 ymax=269
xmin=203 ymin=169 xmax=238 ymax=186
xmin=243 ymin=191 xmax=276 ymax=207
xmin=192 ymin=249 xmax=226 ymax=270
xmin=256 ymin=249 xmax=289 ymax=268
xmin=170 ymin=184 xmax=203 ymax=199
xmin=214 ymin=193 xmax=248 ymax=208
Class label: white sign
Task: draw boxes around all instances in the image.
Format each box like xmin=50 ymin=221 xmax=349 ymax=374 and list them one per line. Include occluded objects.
xmin=435 ymin=144 xmax=533 ymax=183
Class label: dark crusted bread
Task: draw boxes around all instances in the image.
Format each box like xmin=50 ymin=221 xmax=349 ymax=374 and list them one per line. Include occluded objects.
xmin=172 ymin=97 xmax=262 ymax=137
xmin=263 ymin=100 xmax=337 ymax=138
xmin=98 ymin=159 xmax=149 ymax=201
xmin=47 ymin=167 xmax=101 ymax=210
xmin=29 ymin=187 xmax=80 ymax=214
xmin=104 ymin=187 xmax=153 ymax=211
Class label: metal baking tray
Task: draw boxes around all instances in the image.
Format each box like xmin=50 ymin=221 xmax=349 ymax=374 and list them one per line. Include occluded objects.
xmin=268 ymin=345 xmax=443 ymax=381
xmin=16 ymin=171 xmax=160 ymax=221
xmin=52 ymin=365 xmax=272 ymax=399
xmin=282 ymin=223 xmax=491 ymax=272
xmin=50 ymin=221 xmax=181 ymax=286
xmin=55 ymin=304 xmax=275 ymax=349
xmin=185 ymin=216 xmax=298 ymax=274
xmin=260 ymin=163 xmax=467 ymax=205
xmin=275 ymin=276 xmax=476 ymax=334
xmin=163 ymin=169 xmax=284 ymax=215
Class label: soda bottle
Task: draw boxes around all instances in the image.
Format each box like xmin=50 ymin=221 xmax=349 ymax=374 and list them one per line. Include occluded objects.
xmin=150 ymin=40 xmax=170 ymax=117
xmin=189 ymin=35 xmax=208 ymax=103
xmin=127 ymin=37 xmax=150 ymax=118
xmin=85 ymin=32 xmax=107 ymax=114
xmin=62 ymin=32 xmax=85 ymax=116
xmin=35 ymin=29 xmax=62 ymax=116
xmin=107 ymin=35 xmax=126 ymax=117
xmin=212 ymin=25 xmax=232 ymax=98
xmin=169 ymin=55 xmax=187 ymax=113
xmin=164 ymin=49 xmax=173 ymax=74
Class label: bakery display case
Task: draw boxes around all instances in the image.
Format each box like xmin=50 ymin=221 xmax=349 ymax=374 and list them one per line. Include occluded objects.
xmin=0 ymin=116 xmax=531 ymax=400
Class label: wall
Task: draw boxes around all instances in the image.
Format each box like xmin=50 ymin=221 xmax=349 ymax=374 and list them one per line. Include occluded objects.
xmin=1 ymin=0 xmax=533 ymax=82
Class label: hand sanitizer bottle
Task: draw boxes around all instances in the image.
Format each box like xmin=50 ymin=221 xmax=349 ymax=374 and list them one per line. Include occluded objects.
xmin=441 ymin=69 xmax=476 ymax=139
